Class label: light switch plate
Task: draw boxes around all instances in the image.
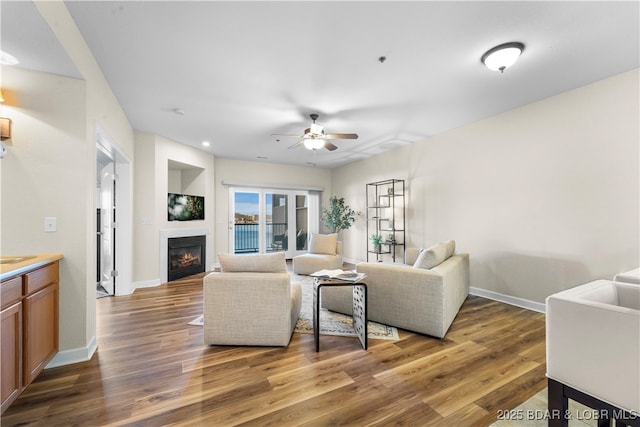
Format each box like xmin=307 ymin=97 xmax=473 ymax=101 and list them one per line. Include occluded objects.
xmin=44 ymin=217 xmax=57 ymax=232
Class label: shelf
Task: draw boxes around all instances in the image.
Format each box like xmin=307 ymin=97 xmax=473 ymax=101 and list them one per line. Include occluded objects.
xmin=366 ymin=179 xmax=405 ymax=263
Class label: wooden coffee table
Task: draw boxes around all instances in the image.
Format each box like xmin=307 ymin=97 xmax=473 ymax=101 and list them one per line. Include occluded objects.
xmin=312 ymin=276 xmax=368 ymax=352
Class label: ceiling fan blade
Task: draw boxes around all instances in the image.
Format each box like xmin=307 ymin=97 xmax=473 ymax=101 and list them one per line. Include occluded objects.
xmin=324 ymin=141 xmax=338 ymax=151
xmin=272 ymin=133 xmax=303 ymax=138
xmin=287 ymin=140 xmax=305 ymax=150
xmin=324 ymin=133 xmax=359 ymax=140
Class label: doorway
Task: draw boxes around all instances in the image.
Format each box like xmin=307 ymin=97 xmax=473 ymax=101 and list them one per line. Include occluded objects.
xmin=95 ymin=125 xmax=132 ymax=297
xmin=97 ymin=147 xmax=116 ymax=297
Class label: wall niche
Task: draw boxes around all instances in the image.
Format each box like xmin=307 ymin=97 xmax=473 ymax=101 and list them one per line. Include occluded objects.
xmin=167 ymin=159 xmax=206 ymax=221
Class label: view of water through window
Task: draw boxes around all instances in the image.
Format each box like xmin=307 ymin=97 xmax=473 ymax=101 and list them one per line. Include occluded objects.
xmin=233 ymin=192 xmax=279 ymax=253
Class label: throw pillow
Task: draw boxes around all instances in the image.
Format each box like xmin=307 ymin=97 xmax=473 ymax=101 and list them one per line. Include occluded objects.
xmin=218 ymin=251 xmax=287 ymax=273
xmin=442 ymin=240 xmax=456 ymax=259
xmin=413 ymin=240 xmax=455 ymax=269
xmin=308 ymin=233 xmax=338 ymax=255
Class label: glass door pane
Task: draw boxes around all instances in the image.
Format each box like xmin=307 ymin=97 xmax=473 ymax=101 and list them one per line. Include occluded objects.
xmin=266 ymin=192 xmax=289 ymax=256
xmin=231 ymin=190 xmax=260 ymax=254
xmin=294 ymin=194 xmax=309 ymax=254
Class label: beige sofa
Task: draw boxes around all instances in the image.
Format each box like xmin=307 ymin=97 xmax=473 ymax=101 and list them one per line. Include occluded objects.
xmin=321 ymin=240 xmax=470 ymax=338
xmin=293 ymin=233 xmax=343 ymax=275
xmin=203 ymin=252 xmax=302 ymax=346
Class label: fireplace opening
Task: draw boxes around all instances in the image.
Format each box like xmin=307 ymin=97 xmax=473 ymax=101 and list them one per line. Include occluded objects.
xmin=168 ymin=235 xmax=206 ymax=281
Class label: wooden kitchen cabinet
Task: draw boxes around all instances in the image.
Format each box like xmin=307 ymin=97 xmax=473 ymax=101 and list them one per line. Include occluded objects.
xmin=1 ymin=260 xmax=59 ymax=414
xmin=1 ymin=300 xmax=22 ymax=414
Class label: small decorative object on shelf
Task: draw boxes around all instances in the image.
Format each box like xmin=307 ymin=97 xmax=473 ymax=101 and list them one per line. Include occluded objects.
xmin=370 ymin=233 xmax=383 ymax=253
xmin=366 ymin=179 xmax=405 ymax=262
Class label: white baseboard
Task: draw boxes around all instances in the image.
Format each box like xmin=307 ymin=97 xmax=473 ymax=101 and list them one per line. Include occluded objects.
xmin=131 ymin=278 xmax=162 ymax=292
xmin=46 ymin=335 xmax=98 ymax=369
xmin=470 ymin=287 xmax=546 ymax=313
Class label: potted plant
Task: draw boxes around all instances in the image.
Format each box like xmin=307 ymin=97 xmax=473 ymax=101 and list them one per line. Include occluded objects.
xmin=370 ymin=233 xmax=383 ymax=253
xmin=323 ymin=196 xmax=357 ymax=234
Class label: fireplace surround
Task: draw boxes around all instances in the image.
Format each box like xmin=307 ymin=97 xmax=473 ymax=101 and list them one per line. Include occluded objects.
xmin=159 ymin=228 xmax=210 ymax=284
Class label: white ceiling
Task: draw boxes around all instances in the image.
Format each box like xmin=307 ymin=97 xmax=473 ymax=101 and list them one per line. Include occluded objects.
xmin=2 ymin=1 xmax=638 ymax=168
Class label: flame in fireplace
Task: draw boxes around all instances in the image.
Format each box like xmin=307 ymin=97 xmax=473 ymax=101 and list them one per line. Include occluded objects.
xmin=177 ymin=252 xmax=200 ymax=268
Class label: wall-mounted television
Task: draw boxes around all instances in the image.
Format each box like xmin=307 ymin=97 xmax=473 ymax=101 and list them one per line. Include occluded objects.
xmin=168 ymin=193 xmax=204 ymax=221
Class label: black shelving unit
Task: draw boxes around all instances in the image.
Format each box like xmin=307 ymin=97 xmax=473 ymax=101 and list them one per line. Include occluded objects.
xmin=366 ymin=179 xmax=405 ymax=262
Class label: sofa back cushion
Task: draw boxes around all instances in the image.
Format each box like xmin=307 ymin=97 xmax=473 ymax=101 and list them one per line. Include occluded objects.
xmin=414 ymin=240 xmax=456 ymax=269
xmin=218 ymin=251 xmax=287 ymax=273
xmin=308 ymin=233 xmax=338 ymax=255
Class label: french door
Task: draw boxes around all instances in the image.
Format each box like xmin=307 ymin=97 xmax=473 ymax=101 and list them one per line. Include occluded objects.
xmin=229 ymin=187 xmax=317 ymax=259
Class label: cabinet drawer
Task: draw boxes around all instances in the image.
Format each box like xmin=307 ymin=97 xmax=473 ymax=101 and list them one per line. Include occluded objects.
xmin=1 ymin=277 xmax=23 ymax=309
xmin=25 ymin=263 xmax=59 ymax=295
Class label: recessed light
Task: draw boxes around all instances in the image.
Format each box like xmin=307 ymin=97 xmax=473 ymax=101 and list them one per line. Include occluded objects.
xmin=201 ymin=141 xmax=210 ymax=147
xmin=172 ymin=108 xmax=185 ymax=115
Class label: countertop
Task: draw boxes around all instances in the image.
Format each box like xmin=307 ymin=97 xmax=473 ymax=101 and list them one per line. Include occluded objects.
xmin=0 ymin=253 xmax=64 ymax=282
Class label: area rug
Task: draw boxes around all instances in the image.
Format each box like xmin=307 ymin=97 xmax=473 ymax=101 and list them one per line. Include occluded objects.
xmin=189 ymin=273 xmax=399 ymax=341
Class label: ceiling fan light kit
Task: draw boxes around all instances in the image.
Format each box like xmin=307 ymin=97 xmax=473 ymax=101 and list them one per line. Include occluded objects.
xmin=481 ymin=42 xmax=525 ymax=73
xmin=304 ymin=138 xmax=325 ymax=150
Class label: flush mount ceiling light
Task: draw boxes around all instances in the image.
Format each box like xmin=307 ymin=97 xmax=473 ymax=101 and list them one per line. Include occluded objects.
xmin=481 ymin=42 xmax=525 ymax=73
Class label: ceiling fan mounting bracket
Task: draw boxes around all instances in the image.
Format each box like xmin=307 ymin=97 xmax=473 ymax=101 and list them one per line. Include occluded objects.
xmin=309 ymin=113 xmax=319 ymax=122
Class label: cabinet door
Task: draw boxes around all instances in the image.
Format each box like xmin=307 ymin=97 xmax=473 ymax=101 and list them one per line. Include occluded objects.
xmin=1 ymin=301 xmax=22 ymax=414
xmin=23 ymin=284 xmax=59 ymax=385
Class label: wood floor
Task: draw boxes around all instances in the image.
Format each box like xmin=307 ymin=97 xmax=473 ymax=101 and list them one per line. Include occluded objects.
xmin=2 ymin=271 xmax=547 ymax=426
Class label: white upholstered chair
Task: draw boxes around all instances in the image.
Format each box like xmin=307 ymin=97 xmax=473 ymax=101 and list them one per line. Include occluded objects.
xmin=293 ymin=233 xmax=343 ymax=275
xmin=546 ymin=279 xmax=640 ymax=426
xmin=614 ymin=268 xmax=640 ymax=285
xmin=203 ymin=252 xmax=302 ymax=346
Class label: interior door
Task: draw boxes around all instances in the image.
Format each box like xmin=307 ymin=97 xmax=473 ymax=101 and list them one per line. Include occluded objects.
xmin=99 ymin=162 xmax=116 ymax=295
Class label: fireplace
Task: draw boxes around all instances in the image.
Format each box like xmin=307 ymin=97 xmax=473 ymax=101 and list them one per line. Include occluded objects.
xmin=168 ymin=235 xmax=206 ymax=281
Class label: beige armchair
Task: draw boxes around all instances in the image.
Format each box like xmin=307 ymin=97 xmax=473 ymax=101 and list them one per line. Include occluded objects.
xmin=203 ymin=252 xmax=302 ymax=346
xmin=293 ymin=233 xmax=343 ymax=275
xmin=321 ymin=240 xmax=470 ymax=338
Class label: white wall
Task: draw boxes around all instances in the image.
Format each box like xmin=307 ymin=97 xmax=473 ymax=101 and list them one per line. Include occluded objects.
xmin=0 ymin=1 xmax=136 ymax=366
xmin=214 ymin=158 xmax=332 ymax=255
xmin=333 ymin=69 xmax=639 ymax=304
xmin=0 ymin=66 xmax=90 ymax=355
xmin=132 ymin=133 xmax=215 ymax=286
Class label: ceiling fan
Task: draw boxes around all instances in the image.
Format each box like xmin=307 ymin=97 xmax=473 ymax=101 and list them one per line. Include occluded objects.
xmin=273 ymin=114 xmax=358 ymax=151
